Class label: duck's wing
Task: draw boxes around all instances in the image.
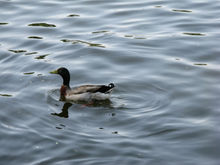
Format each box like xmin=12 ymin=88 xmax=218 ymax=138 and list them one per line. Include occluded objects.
xmin=68 ymin=83 xmax=115 ymax=95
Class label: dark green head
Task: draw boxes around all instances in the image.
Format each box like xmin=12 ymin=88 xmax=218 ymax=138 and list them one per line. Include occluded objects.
xmin=50 ymin=67 xmax=70 ymax=87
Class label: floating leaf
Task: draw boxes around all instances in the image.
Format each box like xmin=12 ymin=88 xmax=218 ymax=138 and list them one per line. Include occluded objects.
xmin=60 ymin=39 xmax=71 ymax=43
xmin=0 ymin=94 xmax=12 ymax=97
xmin=89 ymin=43 xmax=105 ymax=48
xmin=24 ymin=72 xmax=35 ymax=75
xmin=172 ymin=9 xmax=192 ymax=13
xmin=124 ymin=35 xmax=133 ymax=38
xmin=56 ymin=127 xmax=62 ymax=129
xmin=61 ymin=39 xmax=105 ymax=48
xmin=9 ymin=49 xmax=27 ymax=53
xmin=25 ymin=52 xmax=38 ymax=55
xmin=28 ymin=23 xmax=56 ymax=27
xmin=0 ymin=23 xmax=8 ymax=25
xmin=134 ymin=37 xmax=146 ymax=39
xmin=92 ymin=30 xmax=108 ymax=34
xmin=28 ymin=36 xmax=43 ymax=39
xmin=35 ymin=54 xmax=49 ymax=59
xmin=183 ymin=32 xmax=205 ymax=36
xmin=67 ymin=14 xmax=80 ymax=17
xmin=194 ymin=63 xmax=207 ymax=66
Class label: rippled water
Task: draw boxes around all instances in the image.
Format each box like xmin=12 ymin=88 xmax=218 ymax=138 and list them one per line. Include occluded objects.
xmin=1 ymin=0 xmax=220 ymax=164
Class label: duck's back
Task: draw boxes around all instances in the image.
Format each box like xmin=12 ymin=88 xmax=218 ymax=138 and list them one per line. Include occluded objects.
xmin=65 ymin=84 xmax=114 ymax=101
xmin=67 ymin=85 xmax=103 ymax=94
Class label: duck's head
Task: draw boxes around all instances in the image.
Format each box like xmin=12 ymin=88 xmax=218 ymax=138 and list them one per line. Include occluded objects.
xmin=50 ymin=67 xmax=70 ymax=87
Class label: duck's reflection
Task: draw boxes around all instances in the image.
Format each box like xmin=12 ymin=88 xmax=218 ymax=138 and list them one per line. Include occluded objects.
xmin=51 ymin=99 xmax=113 ymax=118
xmin=51 ymin=102 xmax=72 ymax=118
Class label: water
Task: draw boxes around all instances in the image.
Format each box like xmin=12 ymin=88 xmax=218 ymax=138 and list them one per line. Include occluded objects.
xmin=1 ymin=0 xmax=220 ymax=164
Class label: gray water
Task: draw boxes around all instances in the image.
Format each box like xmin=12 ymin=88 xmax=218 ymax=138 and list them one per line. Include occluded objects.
xmin=1 ymin=0 xmax=220 ymax=164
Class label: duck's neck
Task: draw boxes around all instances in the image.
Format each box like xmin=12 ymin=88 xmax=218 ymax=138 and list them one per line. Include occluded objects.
xmin=59 ymin=70 xmax=70 ymax=101
xmin=60 ymin=73 xmax=70 ymax=88
xmin=60 ymin=85 xmax=70 ymax=101
xmin=63 ymin=78 xmax=70 ymax=88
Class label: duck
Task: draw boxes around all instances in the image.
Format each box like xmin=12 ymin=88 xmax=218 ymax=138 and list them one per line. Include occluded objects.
xmin=50 ymin=67 xmax=115 ymax=101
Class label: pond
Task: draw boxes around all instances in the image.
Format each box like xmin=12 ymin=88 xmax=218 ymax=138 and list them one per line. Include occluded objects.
xmin=0 ymin=0 xmax=220 ymax=164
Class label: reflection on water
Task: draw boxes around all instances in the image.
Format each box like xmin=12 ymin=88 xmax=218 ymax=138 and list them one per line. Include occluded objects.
xmin=51 ymin=99 xmax=113 ymax=118
xmin=61 ymin=39 xmax=105 ymax=48
xmin=51 ymin=102 xmax=72 ymax=118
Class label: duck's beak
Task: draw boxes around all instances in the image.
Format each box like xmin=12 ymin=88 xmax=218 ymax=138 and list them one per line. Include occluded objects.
xmin=50 ymin=69 xmax=58 ymax=74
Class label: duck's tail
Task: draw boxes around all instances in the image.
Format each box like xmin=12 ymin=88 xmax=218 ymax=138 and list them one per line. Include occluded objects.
xmin=108 ymin=83 xmax=115 ymax=88
xmin=95 ymin=83 xmax=115 ymax=94
xmin=105 ymin=83 xmax=115 ymax=93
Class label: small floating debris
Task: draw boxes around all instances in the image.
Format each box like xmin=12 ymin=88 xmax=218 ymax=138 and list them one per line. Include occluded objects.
xmin=60 ymin=124 xmax=65 ymax=127
xmin=124 ymin=35 xmax=146 ymax=39
xmin=134 ymin=37 xmax=146 ymax=39
xmin=24 ymin=72 xmax=35 ymax=75
xmin=124 ymin=35 xmax=133 ymax=38
xmin=0 ymin=94 xmax=12 ymax=97
xmin=194 ymin=63 xmax=207 ymax=66
xmin=88 ymin=43 xmax=105 ymax=48
xmin=99 ymin=127 xmax=104 ymax=129
xmin=92 ymin=30 xmax=109 ymax=34
xmin=61 ymin=39 xmax=71 ymax=43
xmin=28 ymin=36 xmax=43 ymax=39
xmin=112 ymin=131 xmax=118 ymax=134
xmin=183 ymin=32 xmax=205 ymax=36
xmin=172 ymin=9 xmax=192 ymax=13
xmin=55 ymin=127 xmax=62 ymax=130
xmin=28 ymin=23 xmax=56 ymax=27
xmin=0 ymin=23 xmax=8 ymax=25
xmin=25 ymin=52 xmax=38 ymax=55
xmin=67 ymin=14 xmax=80 ymax=17
xmin=155 ymin=5 xmax=162 ymax=8
xmin=61 ymin=39 xmax=105 ymax=48
xmin=9 ymin=49 xmax=27 ymax=53
xmin=35 ymin=54 xmax=49 ymax=59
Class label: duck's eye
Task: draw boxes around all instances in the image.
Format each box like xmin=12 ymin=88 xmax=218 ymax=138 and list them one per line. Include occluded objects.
xmin=57 ymin=69 xmax=62 ymax=74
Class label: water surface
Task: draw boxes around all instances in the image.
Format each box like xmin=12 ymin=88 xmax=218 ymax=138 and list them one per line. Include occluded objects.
xmin=1 ymin=0 xmax=220 ymax=165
